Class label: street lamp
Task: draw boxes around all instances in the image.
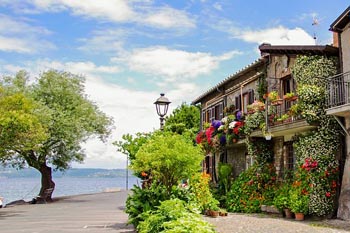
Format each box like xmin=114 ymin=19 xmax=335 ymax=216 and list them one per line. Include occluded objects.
xmin=154 ymin=93 xmax=171 ymax=130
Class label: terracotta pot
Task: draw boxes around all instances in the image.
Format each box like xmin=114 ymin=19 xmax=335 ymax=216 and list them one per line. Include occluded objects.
xmin=295 ymin=213 xmax=305 ymax=221
xmin=284 ymin=208 xmax=293 ymax=219
xmin=210 ymin=210 xmax=219 ymax=218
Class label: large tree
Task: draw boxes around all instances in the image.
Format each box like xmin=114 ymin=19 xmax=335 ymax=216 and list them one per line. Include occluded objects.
xmin=0 ymin=70 xmax=113 ymax=201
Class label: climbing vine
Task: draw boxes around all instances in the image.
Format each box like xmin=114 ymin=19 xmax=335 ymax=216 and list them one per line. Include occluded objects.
xmin=292 ymin=55 xmax=341 ymax=216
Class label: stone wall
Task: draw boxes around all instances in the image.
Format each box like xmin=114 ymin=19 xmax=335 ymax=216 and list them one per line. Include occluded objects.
xmin=338 ymin=118 xmax=350 ymax=220
xmin=226 ymin=145 xmax=247 ymax=178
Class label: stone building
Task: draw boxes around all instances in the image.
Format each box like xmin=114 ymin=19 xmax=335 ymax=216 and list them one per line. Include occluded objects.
xmin=192 ymin=57 xmax=267 ymax=181
xmin=326 ymin=6 xmax=350 ymax=221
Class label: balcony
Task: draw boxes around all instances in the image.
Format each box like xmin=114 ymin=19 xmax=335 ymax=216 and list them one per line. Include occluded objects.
xmin=250 ymin=101 xmax=316 ymax=138
xmin=326 ymin=72 xmax=350 ymax=117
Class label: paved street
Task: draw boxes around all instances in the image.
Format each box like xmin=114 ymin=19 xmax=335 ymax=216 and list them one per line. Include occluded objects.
xmin=0 ymin=191 xmax=135 ymax=233
xmin=1 ymin=190 xmax=350 ymax=233
xmin=205 ymin=213 xmax=350 ymax=233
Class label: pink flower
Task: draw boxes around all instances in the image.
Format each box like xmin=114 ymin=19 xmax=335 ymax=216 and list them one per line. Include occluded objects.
xmin=205 ymin=126 xmax=215 ymax=144
xmin=326 ymin=192 xmax=331 ymax=198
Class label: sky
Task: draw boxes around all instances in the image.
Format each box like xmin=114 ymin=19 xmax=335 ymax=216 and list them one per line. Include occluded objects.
xmin=0 ymin=1 xmax=348 ymax=169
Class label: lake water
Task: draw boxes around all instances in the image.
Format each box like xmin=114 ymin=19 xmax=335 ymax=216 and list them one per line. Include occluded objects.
xmin=0 ymin=176 xmax=140 ymax=205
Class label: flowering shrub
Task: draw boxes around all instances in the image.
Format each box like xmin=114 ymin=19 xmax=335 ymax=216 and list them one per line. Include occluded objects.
xmin=195 ymin=111 xmax=245 ymax=153
xmin=291 ymin=55 xmax=341 ymax=217
xmin=190 ymin=172 xmax=219 ymax=212
xmin=247 ymin=100 xmax=265 ymax=113
xmin=226 ymin=163 xmax=277 ymax=213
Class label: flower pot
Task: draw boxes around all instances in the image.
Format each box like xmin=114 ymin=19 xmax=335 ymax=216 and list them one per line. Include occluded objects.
xmin=284 ymin=208 xmax=293 ymax=219
xmin=210 ymin=210 xmax=219 ymax=218
xmin=295 ymin=213 xmax=304 ymax=221
xmin=271 ymin=99 xmax=283 ymax=106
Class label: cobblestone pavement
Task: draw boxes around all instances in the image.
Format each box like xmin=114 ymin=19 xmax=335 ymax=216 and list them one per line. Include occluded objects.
xmin=205 ymin=213 xmax=350 ymax=233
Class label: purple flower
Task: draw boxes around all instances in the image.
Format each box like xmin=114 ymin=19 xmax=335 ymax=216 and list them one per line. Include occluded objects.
xmin=211 ymin=120 xmax=222 ymax=129
xmin=236 ymin=111 xmax=242 ymax=120
xmin=219 ymin=135 xmax=226 ymax=145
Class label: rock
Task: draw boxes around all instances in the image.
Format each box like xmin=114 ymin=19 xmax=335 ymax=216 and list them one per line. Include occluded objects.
xmin=337 ymin=187 xmax=350 ymax=220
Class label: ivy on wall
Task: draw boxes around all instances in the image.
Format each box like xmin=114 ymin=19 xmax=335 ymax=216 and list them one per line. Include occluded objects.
xmin=292 ymin=55 xmax=341 ymax=216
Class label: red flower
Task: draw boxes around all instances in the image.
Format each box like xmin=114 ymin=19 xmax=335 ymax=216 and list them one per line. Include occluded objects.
xmin=332 ymin=180 xmax=337 ymax=188
xmin=205 ymin=126 xmax=215 ymax=144
xmin=196 ymin=131 xmax=203 ymax=144
xmin=311 ymin=161 xmax=318 ymax=168
xmin=324 ymin=170 xmax=329 ymax=177
xmin=141 ymin=171 xmax=148 ymax=177
xmin=326 ymin=192 xmax=331 ymax=198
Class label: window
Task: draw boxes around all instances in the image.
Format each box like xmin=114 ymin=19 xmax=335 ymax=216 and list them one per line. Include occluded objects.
xmin=282 ymin=76 xmax=296 ymax=111
xmin=235 ymin=90 xmax=254 ymax=113
xmin=201 ymin=101 xmax=223 ymax=126
xmin=285 ymin=142 xmax=295 ymax=170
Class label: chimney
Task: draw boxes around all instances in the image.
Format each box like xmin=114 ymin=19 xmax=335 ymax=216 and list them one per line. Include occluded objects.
xmin=332 ymin=32 xmax=339 ymax=47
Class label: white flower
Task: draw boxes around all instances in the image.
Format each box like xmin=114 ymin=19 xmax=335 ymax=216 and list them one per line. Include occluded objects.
xmin=221 ymin=117 xmax=228 ymax=124
xmin=229 ymin=121 xmax=237 ymax=129
xmin=218 ymin=125 xmax=224 ymax=131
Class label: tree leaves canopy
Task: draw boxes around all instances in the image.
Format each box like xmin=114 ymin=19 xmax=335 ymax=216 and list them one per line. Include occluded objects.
xmin=0 ymin=70 xmax=113 ymax=170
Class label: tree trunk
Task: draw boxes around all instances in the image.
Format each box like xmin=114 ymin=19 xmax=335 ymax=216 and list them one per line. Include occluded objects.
xmin=38 ymin=163 xmax=55 ymax=202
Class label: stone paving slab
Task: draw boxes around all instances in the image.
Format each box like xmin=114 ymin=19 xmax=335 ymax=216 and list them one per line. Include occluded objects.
xmin=205 ymin=213 xmax=350 ymax=233
xmin=0 ymin=191 xmax=135 ymax=233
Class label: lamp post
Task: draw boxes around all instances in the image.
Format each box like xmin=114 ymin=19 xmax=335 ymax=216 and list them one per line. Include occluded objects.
xmin=154 ymin=93 xmax=171 ymax=130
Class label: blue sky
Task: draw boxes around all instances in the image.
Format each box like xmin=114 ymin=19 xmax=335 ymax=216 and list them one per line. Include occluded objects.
xmin=0 ymin=1 xmax=348 ymax=169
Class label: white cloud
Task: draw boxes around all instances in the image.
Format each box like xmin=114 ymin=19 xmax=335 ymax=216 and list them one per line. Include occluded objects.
xmin=213 ymin=3 xmax=223 ymax=11
xmin=0 ymin=59 xmax=197 ymax=168
xmin=78 ymin=29 xmax=126 ymax=54
xmin=5 ymin=0 xmax=195 ymax=30
xmin=0 ymin=14 xmax=55 ymax=53
xmin=238 ymin=26 xmax=315 ymax=45
xmin=142 ymin=6 xmax=196 ymax=29
xmin=117 ymin=46 xmax=241 ymax=82
xmin=213 ymin=18 xmax=315 ymax=46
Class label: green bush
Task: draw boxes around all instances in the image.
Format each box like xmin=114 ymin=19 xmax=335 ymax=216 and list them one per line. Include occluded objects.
xmin=226 ymin=163 xmax=277 ymax=213
xmin=131 ymin=132 xmax=203 ymax=193
xmin=125 ymin=184 xmax=168 ymax=227
xmin=273 ymin=182 xmax=291 ymax=211
xmin=137 ymin=199 xmax=215 ymax=233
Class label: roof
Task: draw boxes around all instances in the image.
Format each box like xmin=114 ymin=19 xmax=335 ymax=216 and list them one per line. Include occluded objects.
xmin=192 ymin=57 xmax=266 ymax=105
xmin=330 ymin=6 xmax=350 ymax=32
xmin=259 ymin=44 xmax=339 ymax=56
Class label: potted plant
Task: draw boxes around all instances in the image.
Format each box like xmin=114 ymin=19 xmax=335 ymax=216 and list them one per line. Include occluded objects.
xmin=289 ymin=188 xmax=309 ymax=221
xmin=288 ymin=104 xmax=300 ymax=117
xmin=276 ymin=114 xmax=290 ymax=122
xmin=268 ymin=91 xmax=283 ymax=105
xmin=283 ymin=92 xmax=298 ymax=101
xmin=273 ymin=183 xmax=292 ymax=218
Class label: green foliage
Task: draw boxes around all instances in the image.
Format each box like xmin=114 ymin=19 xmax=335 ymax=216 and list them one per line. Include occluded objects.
xmin=126 ymin=184 xmax=168 ymax=227
xmin=226 ymin=163 xmax=277 ymax=213
xmin=292 ymin=55 xmax=338 ymax=87
xmin=114 ymin=132 xmax=152 ymax=165
xmin=291 ymin=55 xmax=341 ymax=217
xmin=190 ymin=172 xmax=219 ymax=212
xmin=246 ymin=138 xmax=273 ymax=164
xmin=273 ymin=182 xmax=291 ymax=211
xmin=137 ymin=199 xmax=215 ymax=233
xmin=131 ymin=132 xmax=203 ymax=193
xmin=257 ymin=73 xmax=267 ymax=101
xmin=164 ymin=103 xmax=200 ymax=133
xmin=0 ymin=70 xmax=113 ymax=197
xmin=243 ymin=111 xmax=265 ymax=135
xmin=0 ymin=88 xmax=48 ymax=164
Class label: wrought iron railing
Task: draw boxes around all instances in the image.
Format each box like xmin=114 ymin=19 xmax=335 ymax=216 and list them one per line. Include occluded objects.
xmin=326 ymin=72 xmax=350 ymax=108
xmin=268 ymin=105 xmax=303 ymax=127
